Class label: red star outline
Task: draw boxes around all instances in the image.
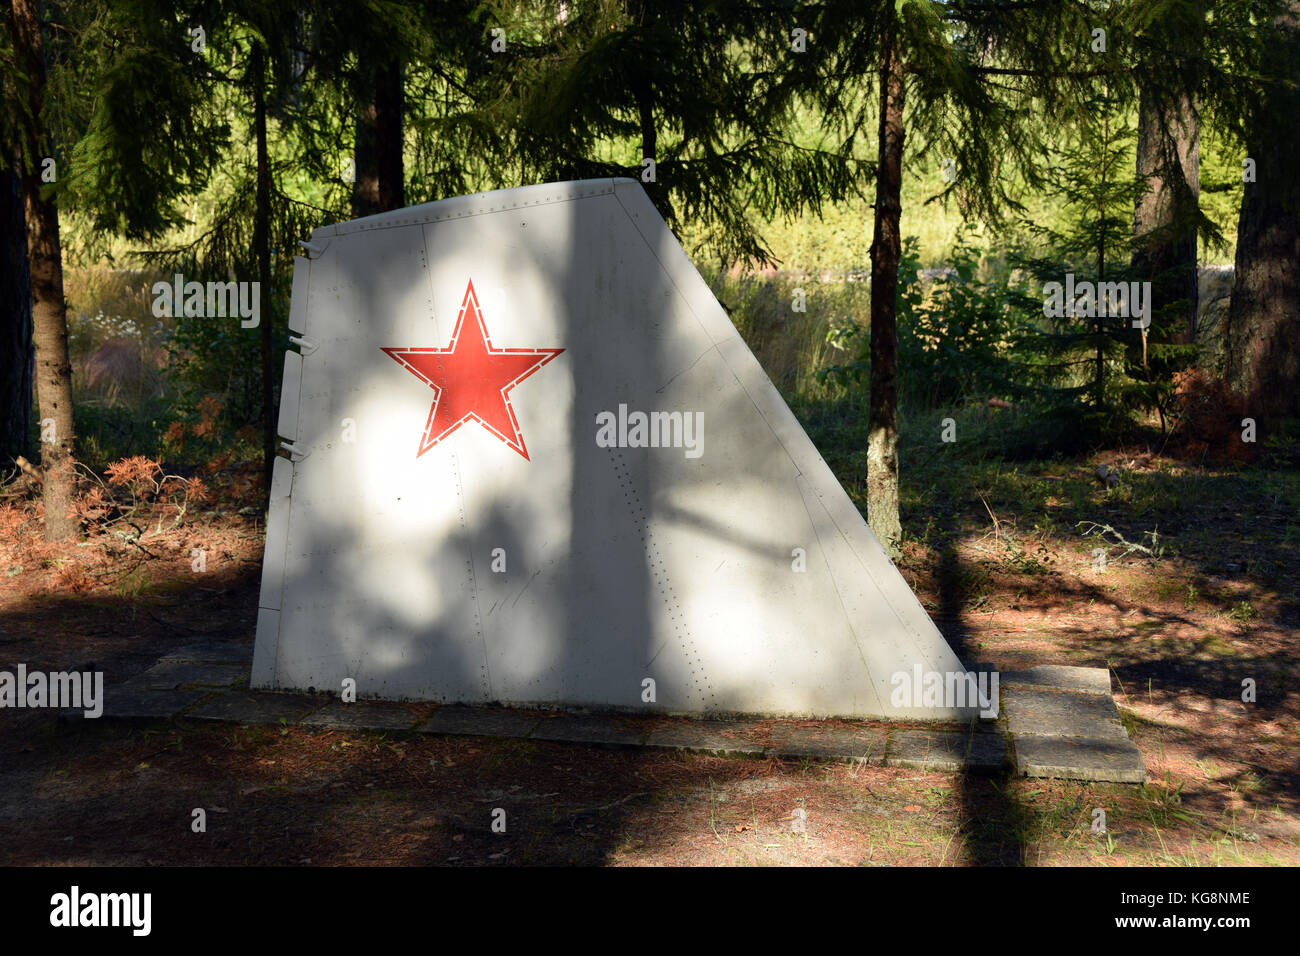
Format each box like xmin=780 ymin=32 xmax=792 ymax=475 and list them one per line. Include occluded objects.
xmin=382 ymin=280 xmax=564 ymax=460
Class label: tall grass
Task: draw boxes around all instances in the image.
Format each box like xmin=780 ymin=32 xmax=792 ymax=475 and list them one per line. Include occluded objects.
xmin=702 ymin=265 xmax=869 ymax=401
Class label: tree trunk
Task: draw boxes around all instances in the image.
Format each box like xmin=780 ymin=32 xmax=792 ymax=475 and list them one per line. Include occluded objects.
xmin=1132 ymin=87 xmax=1200 ymax=343
xmin=352 ymin=60 xmax=404 ymax=217
xmin=1096 ymin=131 xmax=1108 ymax=409
xmin=0 ymin=153 xmax=33 ymax=462
xmin=1224 ymin=2 xmax=1300 ymax=418
xmin=10 ymin=0 xmax=76 ymax=541
xmin=253 ymin=46 xmax=274 ymax=490
xmin=867 ymin=26 xmax=905 ymax=557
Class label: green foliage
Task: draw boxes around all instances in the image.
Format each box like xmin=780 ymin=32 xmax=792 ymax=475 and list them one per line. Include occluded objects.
xmin=1228 ymin=600 xmax=1259 ymax=623
xmin=818 ymin=226 xmax=1041 ymax=411
xmin=162 ymin=297 xmax=269 ymax=434
xmin=291 ymin=0 xmax=488 ymax=208
xmin=894 ymin=229 xmax=1040 ymax=409
xmin=1007 ymin=78 xmax=1178 ymax=441
xmin=705 ymin=266 xmax=866 ymax=400
xmin=476 ymin=0 xmax=861 ymax=264
xmin=146 ymin=171 xmax=302 ymax=437
xmin=62 ymin=17 xmax=228 ymax=238
xmin=73 ymin=396 xmax=171 ymax=471
xmin=15 ymin=0 xmax=1294 ymax=485
xmin=1260 ymin=420 xmax=1300 ymax=470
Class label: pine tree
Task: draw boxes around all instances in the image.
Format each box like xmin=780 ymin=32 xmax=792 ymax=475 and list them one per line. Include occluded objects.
xmin=1129 ymin=1 xmax=1211 ymax=345
xmin=308 ymin=1 xmax=421 ymax=217
xmin=2 ymin=0 xmax=241 ymax=533
xmin=802 ymin=0 xmax=1093 ymax=554
xmin=1015 ymin=79 xmax=1151 ymax=431
xmin=0 ymin=153 xmax=31 ymax=462
xmin=800 ymin=0 xmax=1279 ymax=549
xmin=7 ymin=0 xmax=76 ymax=540
xmin=136 ymin=0 xmax=307 ymax=489
xmin=291 ymin=0 xmax=489 ymax=213
xmin=1223 ymin=0 xmax=1300 ymax=419
xmin=472 ymin=0 xmax=859 ymax=264
xmin=0 ymin=8 xmax=30 ymax=461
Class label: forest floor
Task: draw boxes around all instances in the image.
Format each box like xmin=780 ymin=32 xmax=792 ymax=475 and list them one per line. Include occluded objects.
xmin=0 ymin=447 xmax=1297 ymax=866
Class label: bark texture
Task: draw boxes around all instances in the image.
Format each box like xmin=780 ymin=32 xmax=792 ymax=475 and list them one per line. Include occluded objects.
xmin=1224 ymin=1 xmax=1300 ymax=418
xmin=352 ymin=60 xmax=405 ymax=218
xmin=867 ymin=23 xmax=905 ymax=557
xmin=10 ymin=0 xmax=76 ymax=540
xmin=1132 ymin=87 xmax=1200 ymax=343
xmin=0 ymin=155 xmax=32 ymax=462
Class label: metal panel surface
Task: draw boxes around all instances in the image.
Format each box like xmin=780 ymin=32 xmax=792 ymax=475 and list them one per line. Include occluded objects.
xmin=252 ymin=179 xmax=976 ymax=718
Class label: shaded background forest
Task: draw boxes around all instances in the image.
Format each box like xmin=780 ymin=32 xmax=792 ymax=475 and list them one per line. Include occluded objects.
xmin=2 ymin=0 xmax=1298 ymax=552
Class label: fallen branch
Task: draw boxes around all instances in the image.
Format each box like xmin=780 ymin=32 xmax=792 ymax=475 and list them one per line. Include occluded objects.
xmin=564 ymin=792 xmax=648 ymax=817
xmin=14 ymin=456 xmax=42 ymax=485
xmin=1076 ymin=521 xmax=1162 ymax=559
xmin=112 ymin=522 xmax=158 ymax=559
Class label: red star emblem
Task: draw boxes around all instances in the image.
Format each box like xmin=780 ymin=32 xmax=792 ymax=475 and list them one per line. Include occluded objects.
xmin=382 ymin=280 xmax=564 ymax=460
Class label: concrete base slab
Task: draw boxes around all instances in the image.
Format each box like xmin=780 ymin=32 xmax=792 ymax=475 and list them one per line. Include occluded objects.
xmin=96 ymin=647 xmax=1149 ymax=783
xmin=644 ymin=720 xmax=765 ymax=756
xmin=530 ymin=715 xmax=650 ymax=747
xmin=158 ymin=642 xmax=255 ymax=664
xmin=187 ymin=692 xmax=323 ymax=725
xmin=768 ymin=725 xmax=889 ymax=764
xmin=1003 ymin=665 xmax=1111 ymax=696
xmin=1015 ymin=733 xmax=1147 ymax=783
xmin=1003 ymin=686 xmax=1128 ymax=740
xmin=886 ymin=729 xmax=1010 ymax=772
xmin=135 ymin=661 xmax=249 ymax=690
xmin=301 ymin=702 xmax=419 ymax=731
xmin=417 ymin=706 xmax=540 ymax=739
xmin=100 ymin=686 xmax=206 ymax=719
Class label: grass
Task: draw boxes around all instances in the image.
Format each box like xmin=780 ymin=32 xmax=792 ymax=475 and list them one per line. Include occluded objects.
xmin=1229 ymin=600 xmax=1260 ymax=623
xmin=72 ymin=395 xmax=175 ymax=472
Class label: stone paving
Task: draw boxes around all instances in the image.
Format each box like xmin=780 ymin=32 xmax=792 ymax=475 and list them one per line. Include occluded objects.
xmin=999 ymin=666 xmax=1146 ymax=783
xmin=768 ymin=724 xmax=889 ymax=764
xmin=87 ymin=643 xmax=1146 ymax=783
xmin=887 ymin=728 xmax=1009 ymax=773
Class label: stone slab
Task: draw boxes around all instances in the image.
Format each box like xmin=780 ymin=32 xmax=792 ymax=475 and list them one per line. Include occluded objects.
xmin=186 ymin=692 xmax=323 ymax=725
xmin=416 ymin=706 xmax=541 ymax=739
xmin=886 ymin=729 xmax=1010 ymax=772
xmin=1002 ymin=665 xmax=1111 ymax=696
xmin=158 ymin=642 xmax=255 ymax=664
xmin=644 ymin=720 xmax=766 ymax=756
xmin=135 ymin=661 xmax=249 ymax=690
xmin=100 ymin=686 xmax=207 ymax=719
xmin=1002 ymin=685 xmax=1128 ymax=740
xmin=529 ymin=715 xmax=651 ymax=747
xmin=1014 ymin=734 xmax=1147 ymax=783
xmin=768 ymin=725 xmax=889 ymax=764
xmin=300 ymin=701 xmax=420 ymax=731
